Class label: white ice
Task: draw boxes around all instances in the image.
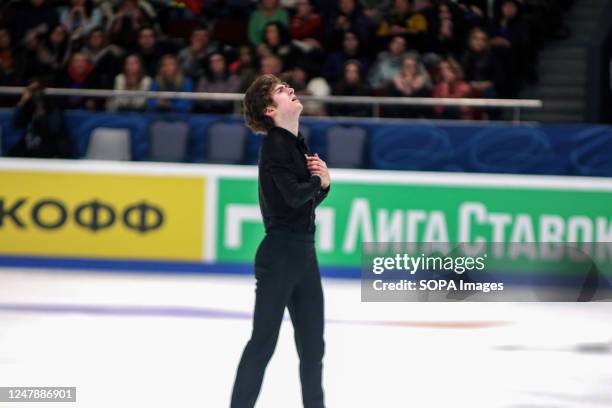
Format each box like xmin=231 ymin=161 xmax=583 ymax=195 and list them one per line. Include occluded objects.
xmin=0 ymin=268 xmax=611 ymax=408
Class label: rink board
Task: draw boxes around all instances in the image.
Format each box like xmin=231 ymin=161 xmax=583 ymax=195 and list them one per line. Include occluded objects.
xmin=1 ymin=158 xmax=611 ymax=279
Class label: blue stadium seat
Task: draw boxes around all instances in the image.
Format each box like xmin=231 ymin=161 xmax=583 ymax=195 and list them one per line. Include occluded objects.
xmin=86 ymin=127 xmax=131 ymax=160
xmin=324 ymin=125 xmax=367 ymax=168
xmin=206 ymin=121 xmax=247 ymax=164
xmin=149 ymin=120 xmax=190 ymax=162
xmin=76 ymin=114 xmax=148 ymax=160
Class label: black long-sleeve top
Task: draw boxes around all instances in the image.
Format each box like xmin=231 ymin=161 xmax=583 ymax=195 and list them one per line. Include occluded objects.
xmin=258 ymin=126 xmax=330 ymax=234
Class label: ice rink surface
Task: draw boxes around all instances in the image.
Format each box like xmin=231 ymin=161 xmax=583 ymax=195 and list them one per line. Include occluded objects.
xmin=0 ymin=267 xmax=611 ymax=408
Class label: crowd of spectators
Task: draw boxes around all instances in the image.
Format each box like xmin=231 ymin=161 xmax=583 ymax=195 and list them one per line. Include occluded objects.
xmin=0 ymin=0 xmax=573 ymax=119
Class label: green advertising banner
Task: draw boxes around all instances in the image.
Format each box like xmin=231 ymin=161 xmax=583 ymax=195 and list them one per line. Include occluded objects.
xmin=216 ymin=171 xmax=612 ymax=268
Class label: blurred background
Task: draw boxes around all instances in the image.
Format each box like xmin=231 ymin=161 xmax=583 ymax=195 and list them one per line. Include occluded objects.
xmin=0 ymin=0 xmax=611 ymax=407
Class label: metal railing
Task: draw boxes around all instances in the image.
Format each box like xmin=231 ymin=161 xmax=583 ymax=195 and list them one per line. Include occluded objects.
xmin=0 ymin=86 xmax=543 ymax=122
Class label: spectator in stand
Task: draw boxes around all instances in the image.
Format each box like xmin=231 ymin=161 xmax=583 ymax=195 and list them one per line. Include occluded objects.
xmin=489 ymin=0 xmax=529 ymax=96
xmin=288 ymin=0 xmax=325 ymax=75
xmin=376 ymin=0 xmax=411 ymax=43
xmin=14 ymin=28 xmax=48 ymax=85
xmin=230 ymin=45 xmax=259 ymax=92
xmin=326 ymin=0 xmax=374 ymax=51
xmin=403 ymin=0 xmax=434 ymax=52
xmin=106 ymin=54 xmax=152 ymax=111
xmin=497 ymin=0 xmax=539 ymax=83
xmin=456 ymin=0 xmax=488 ymax=16
xmin=157 ymin=0 xmax=202 ymax=31
xmin=110 ymin=0 xmax=149 ymax=49
xmin=135 ymin=26 xmax=167 ymax=78
xmin=368 ymin=35 xmax=411 ymax=90
xmin=462 ymin=27 xmax=503 ymax=119
xmin=283 ymin=65 xmax=308 ymax=91
xmin=390 ymin=54 xmax=431 ymax=97
xmin=289 ymin=0 xmax=323 ymax=45
xmin=81 ymin=26 xmax=124 ymax=89
xmin=323 ymin=30 xmax=370 ymax=87
xmin=454 ymin=0 xmax=488 ymax=29
xmin=57 ymin=51 xmax=99 ymax=110
xmin=412 ymin=0 xmax=434 ymax=11
xmin=462 ymin=27 xmax=498 ymax=98
xmin=0 ymin=28 xmax=17 ymax=85
xmin=248 ymin=0 xmax=289 ymax=47
xmin=177 ymin=25 xmax=217 ymax=82
xmin=9 ymin=82 xmax=73 ymax=158
xmin=280 ymin=0 xmax=298 ymax=8
xmin=195 ymin=52 xmax=241 ymax=114
xmin=329 ymin=60 xmax=372 ymax=117
xmin=426 ymin=1 xmax=467 ymax=57
xmin=360 ymin=0 xmax=391 ymax=27
xmin=259 ymin=54 xmax=284 ymax=77
xmin=13 ymin=0 xmax=59 ymax=43
xmin=38 ymin=24 xmax=75 ymax=83
xmin=432 ymin=57 xmax=473 ymax=120
xmin=60 ymin=0 xmax=103 ymax=37
xmin=147 ymin=54 xmax=193 ymax=112
xmin=385 ymin=53 xmax=431 ymax=117
xmin=258 ymin=22 xmax=301 ymax=71
xmin=0 ymin=28 xmax=19 ymax=106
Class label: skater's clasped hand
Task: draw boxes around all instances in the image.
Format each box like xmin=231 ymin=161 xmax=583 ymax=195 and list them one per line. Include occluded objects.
xmin=305 ymin=153 xmax=330 ymax=189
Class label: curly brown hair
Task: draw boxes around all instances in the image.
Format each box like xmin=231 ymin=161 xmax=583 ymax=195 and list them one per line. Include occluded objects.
xmin=243 ymin=74 xmax=282 ymax=134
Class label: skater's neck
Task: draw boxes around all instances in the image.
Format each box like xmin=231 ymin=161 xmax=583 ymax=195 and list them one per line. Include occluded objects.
xmin=273 ymin=118 xmax=299 ymax=138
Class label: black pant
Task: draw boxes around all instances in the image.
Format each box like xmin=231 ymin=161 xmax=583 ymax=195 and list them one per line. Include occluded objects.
xmin=231 ymin=231 xmax=325 ymax=408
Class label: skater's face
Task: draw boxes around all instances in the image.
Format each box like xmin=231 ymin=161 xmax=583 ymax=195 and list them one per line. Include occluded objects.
xmin=265 ymin=82 xmax=302 ymax=121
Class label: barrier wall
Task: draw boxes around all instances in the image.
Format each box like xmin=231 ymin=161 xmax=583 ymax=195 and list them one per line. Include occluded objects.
xmin=2 ymin=110 xmax=612 ymax=176
xmin=1 ymin=158 xmax=611 ymax=278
